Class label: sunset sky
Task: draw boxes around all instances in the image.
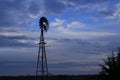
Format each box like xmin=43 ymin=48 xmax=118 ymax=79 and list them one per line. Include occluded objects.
xmin=0 ymin=0 xmax=120 ymax=76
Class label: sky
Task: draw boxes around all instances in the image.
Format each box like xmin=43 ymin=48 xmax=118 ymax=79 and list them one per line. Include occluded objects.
xmin=0 ymin=0 xmax=120 ymax=76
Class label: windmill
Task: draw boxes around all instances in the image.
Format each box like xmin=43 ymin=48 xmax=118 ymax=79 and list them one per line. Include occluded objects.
xmin=36 ymin=17 xmax=49 ymax=80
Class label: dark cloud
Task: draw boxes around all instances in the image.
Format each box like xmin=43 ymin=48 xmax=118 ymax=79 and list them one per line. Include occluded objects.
xmin=98 ymin=9 xmax=114 ymax=16
xmin=0 ymin=61 xmax=36 ymax=76
xmin=0 ymin=35 xmax=35 ymax=47
xmin=44 ymin=0 xmax=66 ymax=13
xmin=28 ymin=0 xmax=44 ymax=15
xmin=0 ymin=0 xmax=116 ymax=28
xmin=48 ymin=61 xmax=100 ymax=75
xmin=47 ymin=38 xmax=111 ymax=53
xmin=62 ymin=0 xmax=108 ymax=6
xmin=44 ymin=0 xmax=108 ymax=14
xmin=0 ymin=60 xmax=99 ymax=75
xmin=28 ymin=2 xmax=40 ymax=15
xmin=0 ymin=0 xmax=42 ymax=27
xmin=46 ymin=37 xmax=120 ymax=59
xmin=59 ymin=0 xmax=120 ymax=20
xmin=0 ymin=0 xmax=27 ymax=27
xmin=49 ymin=61 xmax=98 ymax=68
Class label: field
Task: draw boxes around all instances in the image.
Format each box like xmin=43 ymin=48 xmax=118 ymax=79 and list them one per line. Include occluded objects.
xmin=0 ymin=75 xmax=100 ymax=80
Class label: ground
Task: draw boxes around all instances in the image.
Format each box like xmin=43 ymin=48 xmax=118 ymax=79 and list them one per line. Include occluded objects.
xmin=0 ymin=75 xmax=100 ymax=80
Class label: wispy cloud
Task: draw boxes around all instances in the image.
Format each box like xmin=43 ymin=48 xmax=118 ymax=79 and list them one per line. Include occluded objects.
xmin=48 ymin=18 xmax=116 ymax=40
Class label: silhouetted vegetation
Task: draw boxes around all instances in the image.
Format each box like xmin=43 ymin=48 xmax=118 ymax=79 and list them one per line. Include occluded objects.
xmin=99 ymin=48 xmax=120 ymax=80
xmin=0 ymin=75 xmax=100 ymax=80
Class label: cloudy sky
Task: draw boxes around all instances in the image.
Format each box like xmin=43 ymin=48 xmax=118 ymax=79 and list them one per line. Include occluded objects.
xmin=0 ymin=0 xmax=120 ymax=76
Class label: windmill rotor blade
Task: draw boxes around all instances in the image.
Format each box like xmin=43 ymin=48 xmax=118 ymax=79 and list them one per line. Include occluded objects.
xmin=39 ymin=17 xmax=49 ymax=31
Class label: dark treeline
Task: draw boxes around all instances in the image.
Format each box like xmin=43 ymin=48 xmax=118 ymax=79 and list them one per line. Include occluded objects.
xmin=0 ymin=75 xmax=100 ymax=80
xmin=99 ymin=48 xmax=120 ymax=80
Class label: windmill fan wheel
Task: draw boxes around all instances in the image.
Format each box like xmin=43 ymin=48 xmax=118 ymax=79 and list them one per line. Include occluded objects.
xmin=39 ymin=17 xmax=49 ymax=31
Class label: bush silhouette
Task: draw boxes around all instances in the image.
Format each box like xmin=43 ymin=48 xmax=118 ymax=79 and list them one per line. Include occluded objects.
xmin=99 ymin=48 xmax=120 ymax=80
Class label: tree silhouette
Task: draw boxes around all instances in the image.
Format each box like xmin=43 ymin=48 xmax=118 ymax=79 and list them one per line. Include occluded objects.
xmin=99 ymin=48 xmax=120 ymax=80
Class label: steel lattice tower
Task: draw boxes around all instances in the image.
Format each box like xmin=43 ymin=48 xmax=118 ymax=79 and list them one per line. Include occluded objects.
xmin=36 ymin=17 xmax=49 ymax=80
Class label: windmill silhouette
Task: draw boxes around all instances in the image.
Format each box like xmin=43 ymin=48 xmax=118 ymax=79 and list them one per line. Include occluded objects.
xmin=36 ymin=17 xmax=49 ymax=80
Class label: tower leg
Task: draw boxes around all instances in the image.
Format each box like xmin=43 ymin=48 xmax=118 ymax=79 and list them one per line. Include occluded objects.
xmin=36 ymin=29 xmax=48 ymax=80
